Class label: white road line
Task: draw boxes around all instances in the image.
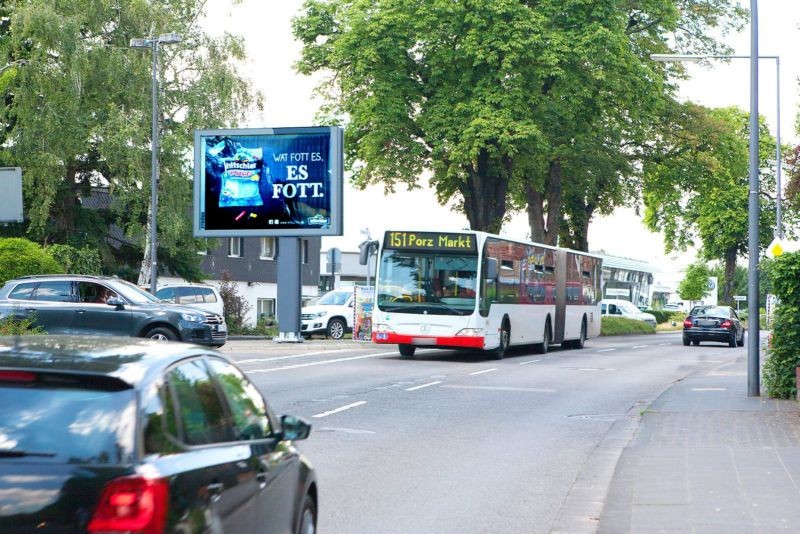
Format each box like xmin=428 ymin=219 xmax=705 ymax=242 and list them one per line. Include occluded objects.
xmin=597 ymin=349 xmax=616 ymax=353
xmin=443 ymin=385 xmax=556 ymax=393
xmin=247 ymin=351 xmax=399 ymax=373
xmin=236 ymin=349 xmax=351 ymax=364
xmin=633 ymin=345 xmax=648 ymax=349
xmin=578 ymin=368 xmax=602 ymax=371
xmin=691 ymin=387 xmax=727 ymax=392
xmin=658 ymin=343 xmax=672 ymax=346
xmin=405 ymin=381 xmax=442 ymax=391
xmin=470 ymin=368 xmax=497 ymax=376
xmin=312 ymin=401 xmax=367 ymax=418
xmin=519 ymin=359 xmax=542 ymax=365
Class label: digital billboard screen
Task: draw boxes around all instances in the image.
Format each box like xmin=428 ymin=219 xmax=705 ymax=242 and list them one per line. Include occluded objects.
xmin=194 ymin=126 xmax=343 ymax=237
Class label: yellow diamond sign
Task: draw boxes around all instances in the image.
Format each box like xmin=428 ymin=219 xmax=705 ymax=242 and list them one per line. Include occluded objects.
xmin=766 ymin=237 xmax=800 ymax=259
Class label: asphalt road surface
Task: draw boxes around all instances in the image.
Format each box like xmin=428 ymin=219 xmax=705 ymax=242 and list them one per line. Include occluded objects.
xmin=220 ymin=332 xmax=743 ymax=534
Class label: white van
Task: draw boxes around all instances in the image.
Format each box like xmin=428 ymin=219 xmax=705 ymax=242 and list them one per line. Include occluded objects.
xmin=156 ymin=284 xmax=225 ymax=318
xmin=600 ymin=299 xmax=657 ymax=327
xmin=300 ymin=288 xmax=354 ymax=340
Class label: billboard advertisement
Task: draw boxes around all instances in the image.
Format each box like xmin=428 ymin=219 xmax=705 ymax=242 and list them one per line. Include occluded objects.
xmin=353 ymin=286 xmax=374 ymax=342
xmin=194 ymin=126 xmax=343 ymax=237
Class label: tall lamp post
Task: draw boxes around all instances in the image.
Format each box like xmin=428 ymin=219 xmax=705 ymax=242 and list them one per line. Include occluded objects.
xmin=130 ymin=33 xmax=183 ymax=294
xmin=651 ymin=3 xmax=762 ymax=396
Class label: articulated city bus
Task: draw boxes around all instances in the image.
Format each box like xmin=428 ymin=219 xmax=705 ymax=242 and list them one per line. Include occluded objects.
xmin=371 ymin=230 xmax=602 ymax=359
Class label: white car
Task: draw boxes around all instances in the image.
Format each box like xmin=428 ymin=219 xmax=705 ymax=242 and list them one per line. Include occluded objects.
xmin=155 ymin=283 xmax=226 ymax=319
xmin=301 ymin=288 xmax=354 ymax=340
xmin=600 ymin=299 xmax=658 ymax=327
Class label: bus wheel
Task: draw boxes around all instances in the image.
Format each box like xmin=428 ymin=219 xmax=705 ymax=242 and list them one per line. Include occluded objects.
xmin=535 ymin=323 xmax=550 ymax=354
xmin=573 ymin=320 xmax=586 ymax=350
xmin=399 ymin=344 xmax=416 ymax=359
xmin=492 ymin=321 xmax=509 ymax=360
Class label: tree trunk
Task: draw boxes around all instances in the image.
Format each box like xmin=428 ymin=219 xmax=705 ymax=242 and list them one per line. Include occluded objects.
xmin=460 ymin=149 xmax=509 ymax=234
xmin=526 ymin=159 xmax=562 ymax=246
xmin=722 ymin=247 xmax=737 ymax=305
xmin=138 ymin=205 xmax=152 ymax=287
xmin=559 ymin=202 xmax=594 ymax=252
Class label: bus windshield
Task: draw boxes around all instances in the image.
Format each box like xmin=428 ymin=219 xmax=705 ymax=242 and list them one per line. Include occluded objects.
xmin=376 ymin=251 xmax=478 ymax=315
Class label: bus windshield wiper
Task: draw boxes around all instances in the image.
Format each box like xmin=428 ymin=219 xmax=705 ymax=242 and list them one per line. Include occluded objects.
xmin=0 ymin=449 xmax=57 ymax=458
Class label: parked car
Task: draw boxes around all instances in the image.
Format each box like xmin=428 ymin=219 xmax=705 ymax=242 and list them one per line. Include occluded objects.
xmin=683 ymin=305 xmax=744 ymax=347
xmin=663 ymin=303 xmax=684 ymax=312
xmin=156 ymin=283 xmax=225 ymax=317
xmin=301 ymin=288 xmax=354 ymax=339
xmin=0 ymin=336 xmax=317 ymax=533
xmin=600 ymin=299 xmax=658 ymax=327
xmin=0 ymin=275 xmax=227 ymax=346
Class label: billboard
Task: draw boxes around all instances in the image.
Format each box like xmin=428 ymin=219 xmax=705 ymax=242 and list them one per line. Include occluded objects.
xmin=194 ymin=127 xmax=343 ymax=237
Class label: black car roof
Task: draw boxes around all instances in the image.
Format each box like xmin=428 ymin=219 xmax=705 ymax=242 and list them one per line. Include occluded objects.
xmin=0 ymin=335 xmax=224 ymax=387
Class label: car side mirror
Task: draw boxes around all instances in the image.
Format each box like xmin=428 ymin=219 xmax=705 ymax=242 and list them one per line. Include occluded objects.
xmin=106 ymin=297 xmax=125 ymax=308
xmin=280 ymin=415 xmax=311 ymax=441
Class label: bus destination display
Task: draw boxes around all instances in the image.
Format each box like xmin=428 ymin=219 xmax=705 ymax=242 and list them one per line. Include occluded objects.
xmin=384 ymin=231 xmax=477 ymax=252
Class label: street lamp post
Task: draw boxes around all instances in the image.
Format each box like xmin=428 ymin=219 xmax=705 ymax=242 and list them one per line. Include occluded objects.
xmin=651 ymin=6 xmax=764 ymax=396
xmin=130 ymin=33 xmax=182 ymax=294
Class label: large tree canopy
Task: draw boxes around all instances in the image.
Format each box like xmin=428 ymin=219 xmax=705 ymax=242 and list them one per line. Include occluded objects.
xmin=293 ymin=0 xmax=745 ymax=243
xmin=643 ymin=105 xmax=777 ymax=304
xmin=0 ymin=0 xmax=261 ymax=281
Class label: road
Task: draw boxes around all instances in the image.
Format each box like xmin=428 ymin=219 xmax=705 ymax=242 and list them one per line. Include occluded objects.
xmin=220 ymin=333 xmax=742 ymax=534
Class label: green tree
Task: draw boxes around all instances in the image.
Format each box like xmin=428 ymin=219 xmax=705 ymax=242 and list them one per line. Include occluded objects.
xmin=48 ymin=244 xmax=102 ymax=275
xmin=678 ymin=262 xmax=710 ymax=303
xmin=643 ymin=106 xmax=777 ymax=304
xmin=219 ymin=270 xmax=251 ymax=333
xmin=0 ymin=237 xmax=62 ymax=285
xmin=293 ymin=0 xmax=744 ymax=243
xmin=0 ymin=0 xmax=261 ymax=282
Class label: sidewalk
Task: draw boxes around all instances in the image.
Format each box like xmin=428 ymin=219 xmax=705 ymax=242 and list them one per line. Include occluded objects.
xmin=598 ymin=351 xmax=800 ymax=532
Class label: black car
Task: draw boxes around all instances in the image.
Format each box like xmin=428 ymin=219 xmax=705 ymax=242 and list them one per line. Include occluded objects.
xmin=0 ymin=336 xmax=317 ymax=533
xmin=0 ymin=275 xmax=227 ymax=346
xmin=682 ymin=305 xmax=745 ymax=347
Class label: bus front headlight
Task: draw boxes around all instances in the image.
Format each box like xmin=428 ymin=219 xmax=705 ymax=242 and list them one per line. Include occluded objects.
xmin=374 ymin=323 xmax=394 ymax=333
xmin=455 ymin=328 xmax=482 ymax=337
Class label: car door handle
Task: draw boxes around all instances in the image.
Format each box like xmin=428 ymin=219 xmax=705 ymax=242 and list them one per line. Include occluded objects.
xmin=75 ymin=310 xmax=86 ymax=314
xmin=25 ymin=308 xmax=35 ymax=313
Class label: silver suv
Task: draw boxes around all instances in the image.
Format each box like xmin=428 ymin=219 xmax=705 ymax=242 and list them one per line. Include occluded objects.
xmin=0 ymin=275 xmax=227 ymax=346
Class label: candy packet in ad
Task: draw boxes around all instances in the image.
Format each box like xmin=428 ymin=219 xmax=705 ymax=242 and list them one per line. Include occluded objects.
xmin=219 ymin=146 xmax=264 ymax=208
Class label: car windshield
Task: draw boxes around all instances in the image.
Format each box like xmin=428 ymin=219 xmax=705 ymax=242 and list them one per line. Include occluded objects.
xmin=615 ymin=301 xmax=640 ymax=314
xmin=109 ymin=279 xmax=161 ymax=304
xmin=0 ymin=380 xmax=136 ymax=465
xmin=318 ymin=291 xmax=351 ymax=306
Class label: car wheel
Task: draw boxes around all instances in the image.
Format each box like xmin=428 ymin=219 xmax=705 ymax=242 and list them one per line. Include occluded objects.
xmin=692 ymin=340 xmax=700 ymax=346
xmin=534 ymin=322 xmax=550 ymax=354
xmin=682 ymin=335 xmax=690 ymax=346
xmin=492 ymin=320 xmax=509 ymax=360
xmin=326 ymin=318 xmax=346 ymax=340
xmin=729 ymin=331 xmax=737 ymax=348
xmin=297 ymin=494 xmax=316 ymax=534
xmin=144 ymin=326 xmax=178 ymax=342
xmin=399 ymin=344 xmax=416 ymax=359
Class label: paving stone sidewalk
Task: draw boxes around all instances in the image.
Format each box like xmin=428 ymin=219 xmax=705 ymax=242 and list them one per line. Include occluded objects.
xmin=598 ymin=352 xmax=800 ymax=533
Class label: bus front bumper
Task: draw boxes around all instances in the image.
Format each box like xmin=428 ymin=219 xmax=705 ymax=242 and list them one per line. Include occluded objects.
xmin=372 ymin=332 xmax=485 ymax=349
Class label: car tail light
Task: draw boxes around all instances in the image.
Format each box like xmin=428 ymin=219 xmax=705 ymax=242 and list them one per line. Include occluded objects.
xmin=683 ymin=318 xmax=693 ymax=328
xmin=720 ymin=319 xmax=732 ymax=329
xmin=0 ymin=370 xmax=36 ymax=383
xmin=88 ymin=476 xmax=169 ymax=534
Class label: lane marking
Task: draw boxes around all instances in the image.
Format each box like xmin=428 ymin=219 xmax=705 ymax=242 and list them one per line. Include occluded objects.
xmin=405 ymin=381 xmax=442 ymax=391
xmin=470 ymin=368 xmax=497 ymax=376
xmin=597 ymin=349 xmax=616 ymax=353
xmin=236 ymin=349 xmax=351 ymax=364
xmin=519 ymin=359 xmax=542 ymax=365
xmin=633 ymin=345 xmax=648 ymax=349
xmin=658 ymin=343 xmax=672 ymax=346
xmin=318 ymin=427 xmax=375 ymax=434
xmin=691 ymin=388 xmax=727 ymax=392
xmin=312 ymin=401 xmax=367 ymax=418
xmin=247 ymin=351 xmax=399 ymax=373
xmin=443 ymin=385 xmax=556 ymax=393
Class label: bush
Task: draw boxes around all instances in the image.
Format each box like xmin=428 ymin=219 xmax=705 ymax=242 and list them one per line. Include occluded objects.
xmin=218 ymin=270 xmax=251 ymax=333
xmin=601 ymin=316 xmax=656 ymax=336
xmin=645 ymin=310 xmax=671 ymax=324
xmin=763 ymin=252 xmax=800 ymax=398
xmin=47 ymin=244 xmax=102 ymax=274
xmin=0 ymin=238 xmax=63 ymax=285
xmin=0 ymin=315 xmax=46 ymax=335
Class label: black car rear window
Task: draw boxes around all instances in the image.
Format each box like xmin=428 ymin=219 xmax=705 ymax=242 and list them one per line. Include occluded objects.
xmin=0 ymin=376 xmax=136 ymax=465
xmin=691 ymin=306 xmax=730 ymax=318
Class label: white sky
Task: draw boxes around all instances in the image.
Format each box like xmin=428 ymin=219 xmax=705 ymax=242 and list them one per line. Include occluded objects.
xmin=204 ymin=0 xmax=800 ymax=283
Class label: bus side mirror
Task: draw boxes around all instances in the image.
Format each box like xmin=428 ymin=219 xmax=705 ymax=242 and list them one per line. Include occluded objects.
xmin=484 ymin=258 xmax=498 ymax=280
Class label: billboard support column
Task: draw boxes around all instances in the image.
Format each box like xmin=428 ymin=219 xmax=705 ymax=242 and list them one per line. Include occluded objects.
xmin=276 ymin=237 xmax=302 ymax=343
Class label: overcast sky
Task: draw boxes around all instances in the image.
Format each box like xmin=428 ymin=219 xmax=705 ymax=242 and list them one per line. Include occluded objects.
xmin=204 ymin=0 xmax=799 ymax=281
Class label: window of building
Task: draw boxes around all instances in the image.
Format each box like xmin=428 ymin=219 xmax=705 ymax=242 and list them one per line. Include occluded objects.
xmin=228 ymin=238 xmax=243 ymax=257
xmin=260 ymin=237 xmax=276 ymax=259
xmin=257 ymin=298 xmax=276 ymax=323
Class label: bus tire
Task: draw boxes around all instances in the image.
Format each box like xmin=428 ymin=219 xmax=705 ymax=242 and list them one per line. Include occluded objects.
xmin=399 ymin=344 xmax=416 ymax=359
xmin=492 ymin=320 xmax=510 ymax=360
xmin=535 ymin=321 xmax=550 ymax=354
xmin=573 ymin=319 xmax=587 ymax=350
